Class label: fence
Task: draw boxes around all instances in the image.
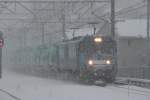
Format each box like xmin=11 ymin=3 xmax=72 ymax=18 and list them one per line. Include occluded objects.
xmin=117 ymin=66 xmax=150 ymax=79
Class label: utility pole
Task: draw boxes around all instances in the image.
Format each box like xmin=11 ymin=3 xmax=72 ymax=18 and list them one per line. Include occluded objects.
xmin=111 ymin=0 xmax=117 ymax=77
xmin=147 ymin=0 xmax=150 ymax=49
xmin=62 ymin=10 xmax=67 ymax=40
xmin=147 ymin=0 xmax=150 ymax=65
xmin=111 ymin=0 xmax=115 ymax=39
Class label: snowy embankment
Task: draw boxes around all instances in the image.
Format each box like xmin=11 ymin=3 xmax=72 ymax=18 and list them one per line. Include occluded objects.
xmin=0 ymin=67 xmax=150 ymax=100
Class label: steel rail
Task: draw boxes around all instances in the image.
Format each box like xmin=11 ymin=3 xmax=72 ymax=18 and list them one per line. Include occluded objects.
xmin=0 ymin=89 xmax=21 ymax=100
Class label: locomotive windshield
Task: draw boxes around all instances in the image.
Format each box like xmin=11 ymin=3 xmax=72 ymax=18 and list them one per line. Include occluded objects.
xmin=93 ymin=39 xmax=115 ymax=60
xmin=79 ymin=36 xmax=116 ymax=60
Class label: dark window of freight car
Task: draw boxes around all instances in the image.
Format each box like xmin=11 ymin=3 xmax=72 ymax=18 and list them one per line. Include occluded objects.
xmin=65 ymin=44 xmax=69 ymax=60
xmin=127 ymin=39 xmax=131 ymax=47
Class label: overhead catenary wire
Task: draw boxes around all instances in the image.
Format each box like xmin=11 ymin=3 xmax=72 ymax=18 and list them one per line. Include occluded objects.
xmin=0 ymin=0 xmax=110 ymax=3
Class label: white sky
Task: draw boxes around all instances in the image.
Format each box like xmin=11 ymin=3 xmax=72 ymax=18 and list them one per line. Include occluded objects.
xmin=117 ymin=19 xmax=147 ymax=37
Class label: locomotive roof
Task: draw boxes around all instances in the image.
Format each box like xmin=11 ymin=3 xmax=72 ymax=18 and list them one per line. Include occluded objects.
xmin=56 ymin=36 xmax=83 ymax=45
xmin=55 ymin=35 xmax=114 ymax=46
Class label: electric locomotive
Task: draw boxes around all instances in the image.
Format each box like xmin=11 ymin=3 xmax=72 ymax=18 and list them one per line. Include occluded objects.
xmin=54 ymin=35 xmax=117 ymax=84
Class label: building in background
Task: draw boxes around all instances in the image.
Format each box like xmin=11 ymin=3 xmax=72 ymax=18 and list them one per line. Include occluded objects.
xmin=117 ymin=36 xmax=150 ymax=79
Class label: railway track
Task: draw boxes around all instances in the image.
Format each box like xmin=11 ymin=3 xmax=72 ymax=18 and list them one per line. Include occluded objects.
xmin=0 ymin=89 xmax=21 ymax=100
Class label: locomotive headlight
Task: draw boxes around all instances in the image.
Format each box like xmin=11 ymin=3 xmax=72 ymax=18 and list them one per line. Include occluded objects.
xmin=106 ymin=60 xmax=111 ymax=65
xmin=88 ymin=60 xmax=93 ymax=65
xmin=94 ymin=37 xmax=102 ymax=43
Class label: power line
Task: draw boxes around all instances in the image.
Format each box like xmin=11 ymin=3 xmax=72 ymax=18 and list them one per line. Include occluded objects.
xmin=0 ymin=0 xmax=109 ymax=3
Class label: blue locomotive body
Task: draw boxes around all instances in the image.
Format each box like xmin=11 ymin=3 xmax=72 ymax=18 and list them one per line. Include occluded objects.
xmin=54 ymin=35 xmax=117 ymax=83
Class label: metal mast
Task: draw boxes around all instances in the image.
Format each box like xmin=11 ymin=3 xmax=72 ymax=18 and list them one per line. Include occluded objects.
xmin=111 ymin=0 xmax=115 ymax=39
xmin=147 ymin=0 xmax=150 ymax=65
xmin=147 ymin=0 xmax=150 ymax=50
xmin=62 ymin=11 xmax=67 ymax=40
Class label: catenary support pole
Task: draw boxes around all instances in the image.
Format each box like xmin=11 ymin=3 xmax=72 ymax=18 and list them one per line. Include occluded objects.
xmin=147 ymin=0 xmax=150 ymax=65
xmin=147 ymin=0 xmax=150 ymax=49
xmin=111 ymin=0 xmax=115 ymax=39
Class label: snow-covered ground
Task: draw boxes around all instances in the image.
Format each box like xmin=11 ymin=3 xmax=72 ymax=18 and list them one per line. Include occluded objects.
xmin=0 ymin=92 xmax=16 ymax=100
xmin=0 ymin=67 xmax=150 ymax=100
